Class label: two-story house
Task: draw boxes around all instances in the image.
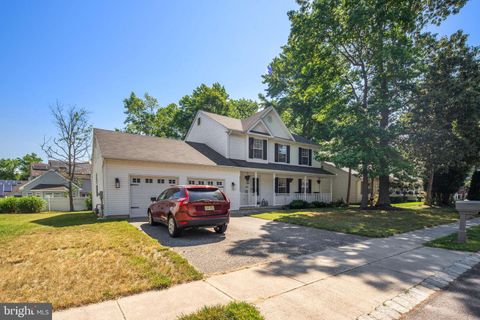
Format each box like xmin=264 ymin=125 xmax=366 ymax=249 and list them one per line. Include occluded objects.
xmin=92 ymin=107 xmax=361 ymax=218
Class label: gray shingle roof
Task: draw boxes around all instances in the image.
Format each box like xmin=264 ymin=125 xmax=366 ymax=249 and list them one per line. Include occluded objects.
xmin=95 ymin=129 xmax=333 ymax=175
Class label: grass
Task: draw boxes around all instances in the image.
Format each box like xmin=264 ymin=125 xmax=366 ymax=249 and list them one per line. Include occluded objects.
xmin=178 ymin=302 xmax=264 ymax=320
xmin=0 ymin=211 xmax=201 ymax=310
xmin=253 ymin=202 xmax=458 ymax=237
xmin=426 ymin=225 xmax=480 ymax=252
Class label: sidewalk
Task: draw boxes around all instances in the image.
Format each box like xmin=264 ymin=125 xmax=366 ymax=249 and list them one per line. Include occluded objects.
xmin=53 ymin=218 xmax=480 ymax=320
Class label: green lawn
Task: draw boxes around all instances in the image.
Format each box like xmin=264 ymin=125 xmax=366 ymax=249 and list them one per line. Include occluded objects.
xmin=426 ymin=225 xmax=480 ymax=252
xmin=0 ymin=211 xmax=201 ymax=310
xmin=178 ymin=302 xmax=264 ymax=320
xmin=253 ymin=202 xmax=458 ymax=237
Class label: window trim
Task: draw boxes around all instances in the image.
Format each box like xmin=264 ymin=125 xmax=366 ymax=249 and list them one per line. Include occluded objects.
xmin=252 ymin=138 xmax=264 ymax=159
xmin=300 ymin=148 xmax=310 ymax=165
xmin=277 ymin=178 xmax=287 ymax=194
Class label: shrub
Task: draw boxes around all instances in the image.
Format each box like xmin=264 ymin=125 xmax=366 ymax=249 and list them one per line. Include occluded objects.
xmin=311 ymin=201 xmax=329 ymax=208
xmin=0 ymin=197 xmax=18 ymax=213
xmin=85 ymin=193 xmax=92 ymax=210
xmin=467 ymin=171 xmax=480 ymax=201
xmin=332 ymin=199 xmax=348 ymax=207
xmin=16 ymin=197 xmax=46 ymax=213
xmin=0 ymin=196 xmax=46 ymax=213
xmin=288 ymin=199 xmax=310 ymax=209
xmin=389 ymin=196 xmax=407 ymax=204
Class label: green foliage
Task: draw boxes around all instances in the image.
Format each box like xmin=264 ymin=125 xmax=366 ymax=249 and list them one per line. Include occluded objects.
xmin=311 ymin=201 xmax=329 ymax=208
xmin=430 ymin=165 xmax=470 ymax=205
xmin=17 ymin=153 xmax=43 ymax=180
xmin=178 ymin=301 xmax=264 ymax=320
xmin=122 ymin=83 xmax=259 ymax=139
xmin=15 ymin=197 xmax=46 ymax=213
xmin=467 ymin=171 xmax=480 ymax=201
xmin=0 ymin=198 xmax=18 ymax=213
xmin=288 ymin=200 xmax=310 ymax=209
xmin=426 ymin=225 xmax=480 ymax=252
xmin=85 ymin=192 xmax=93 ymax=210
xmin=0 ymin=197 xmax=46 ymax=213
xmin=0 ymin=158 xmax=20 ymax=180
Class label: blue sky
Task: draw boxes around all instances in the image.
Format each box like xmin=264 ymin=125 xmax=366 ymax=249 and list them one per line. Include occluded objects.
xmin=0 ymin=0 xmax=478 ymax=159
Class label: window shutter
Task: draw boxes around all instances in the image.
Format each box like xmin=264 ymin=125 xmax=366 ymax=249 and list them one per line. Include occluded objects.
xmin=308 ymin=179 xmax=312 ymax=193
xmin=249 ymin=138 xmax=254 ymax=158
xmin=298 ymin=147 xmax=302 ymax=165
xmin=274 ymin=144 xmax=279 ymax=162
xmin=286 ymin=179 xmax=290 ymax=193
xmin=251 ymin=178 xmax=255 ymax=193
xmin=263 ymin=140 xmax=267 ymax=160
xmin=298 ymin=178 xmax=302 ymax=193
xmin=274 ymin=177 xmax=279 ymax=193
xmin=308 ymin=149 xmax=312 ymax=166
xmin=256 ymin=178 xmax=260 ymax=196
xmin=287 ymin=145 xmax=290 ymax=163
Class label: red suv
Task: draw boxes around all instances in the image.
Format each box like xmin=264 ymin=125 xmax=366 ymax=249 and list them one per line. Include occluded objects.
xmin=147 ymin=185 xmax=230 ymax=237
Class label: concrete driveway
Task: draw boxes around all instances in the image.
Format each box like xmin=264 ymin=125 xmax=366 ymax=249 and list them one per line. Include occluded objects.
xmin=130 ymin=216 xmax=366 ymax=274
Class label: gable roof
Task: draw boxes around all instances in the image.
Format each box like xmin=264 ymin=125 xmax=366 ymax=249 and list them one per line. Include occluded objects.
xmin=94 ymin=129 xmax=333 ymax=175
xmin=94 ymin=129 xmax=222 ymax=166
xmin=19 ymin=169 xmax=81 ymax=191
xmin=201 ymin=107 xmax=316 ymax=146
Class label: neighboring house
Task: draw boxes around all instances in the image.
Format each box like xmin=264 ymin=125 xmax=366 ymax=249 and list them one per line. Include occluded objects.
xmin=0 ymin=180 xmax=26 ymax=198
xmin=30 ymin=160 xmax=92 ymax=197
xmin=322 ymin=162 xmax=362 ymax=203
xmin=92 ymin=107 xmax=341 ymax=218
xmin=19 ymin=170 xmax=83 ymax=198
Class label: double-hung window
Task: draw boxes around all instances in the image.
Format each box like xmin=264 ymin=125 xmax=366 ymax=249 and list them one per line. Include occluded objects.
xmin=253 ymin=139 xmax=264 ymax=159
xmin=278 ymin=145 xmax=287 ymax=163
xmin=277 ymin=178 xmax=287 ymax=194
xmin=300 ymin=148 xmax=310 ymax=165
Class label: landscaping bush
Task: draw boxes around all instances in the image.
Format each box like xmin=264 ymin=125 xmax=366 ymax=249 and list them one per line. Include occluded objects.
xmin=389 ymin=196 xmax=407 ymax=203
xmin=288 ymin=199 xmax=310 ymax=209
xmin=85 ymin=192 xmax=93 ymax=210
xmin=16 ymin=197 xmax=46 ymax=213
xmin=0 ymin=196 xmax=46 ymax=213
xmin=311 ymin=201 xmax=329 ymax=208
xmin=0 ymin=197 xmax=18 ymax=213
xmin=332 ymin=199 xmax=348 ymax=207
xmin=467 ymin=171 xmax=480 ymax=201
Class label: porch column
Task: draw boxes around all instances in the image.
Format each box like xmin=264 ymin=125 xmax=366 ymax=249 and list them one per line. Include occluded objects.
xmin=272 ymin=173 xmax=276 ymax=206
xmin=254 ymin=171 xmax=258 ymax=207
xmin=304 ymin=175 xmax=307 ymax=201
xmin=330 ymin=177 xmax=333 ymax=203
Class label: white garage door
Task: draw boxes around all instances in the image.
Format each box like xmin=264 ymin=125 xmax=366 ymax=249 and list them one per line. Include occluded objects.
xmin=130 ymin=176 xmax=178 ymax=218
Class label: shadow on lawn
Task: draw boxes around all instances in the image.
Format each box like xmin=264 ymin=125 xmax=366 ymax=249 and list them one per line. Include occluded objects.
xmin=32 ymin=212 xmax=100 ymax=227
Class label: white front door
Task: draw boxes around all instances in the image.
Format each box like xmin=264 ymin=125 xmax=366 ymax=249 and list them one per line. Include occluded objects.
xmin=129 ymin=176 xmax=177 ymax=218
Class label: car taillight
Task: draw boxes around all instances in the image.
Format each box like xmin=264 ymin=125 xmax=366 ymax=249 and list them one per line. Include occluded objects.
xmin=177 ymin=197 xmax=188 ymax=207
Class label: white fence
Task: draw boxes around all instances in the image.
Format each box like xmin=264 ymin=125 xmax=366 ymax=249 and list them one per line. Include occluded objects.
xmin=44 ymin=197 xmax=88 ymax=211
xmin=240 ymin=192 xmax=332 ymax=207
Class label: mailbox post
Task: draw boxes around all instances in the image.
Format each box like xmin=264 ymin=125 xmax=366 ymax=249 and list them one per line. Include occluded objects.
xmin=455 ymin=201 xmax=480 ymax=243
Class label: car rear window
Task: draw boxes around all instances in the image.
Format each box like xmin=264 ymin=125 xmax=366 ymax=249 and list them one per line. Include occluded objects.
xmin=187 ymin=188 xmax=225 ymax=201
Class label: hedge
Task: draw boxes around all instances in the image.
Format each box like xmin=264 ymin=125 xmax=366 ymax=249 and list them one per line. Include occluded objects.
xmin=0 ymin=196 xmax=46 ymax=213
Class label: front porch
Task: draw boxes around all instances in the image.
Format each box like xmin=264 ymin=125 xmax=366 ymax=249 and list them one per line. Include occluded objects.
xmin=239 ymin=170 xmax=333 ymax=207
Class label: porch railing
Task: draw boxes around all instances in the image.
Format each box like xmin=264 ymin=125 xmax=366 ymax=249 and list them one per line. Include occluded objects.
xmin=240 ymin=192 xmax=332 ymax=207
xmin=274 ymin=193 xmax=332 ymax=206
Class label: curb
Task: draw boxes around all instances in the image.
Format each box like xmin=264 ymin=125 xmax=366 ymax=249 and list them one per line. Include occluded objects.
xmin=356 ymin=251 xmax=480 ymax=320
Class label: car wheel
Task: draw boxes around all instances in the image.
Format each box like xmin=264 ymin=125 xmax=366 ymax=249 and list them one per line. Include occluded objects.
xmin=214 ymin=224 xmax=228 ymax=234
xmin=148 ymin=211 xmax=157 ymax=226
xmin=167 ymin=215 xmax=181 ymax=238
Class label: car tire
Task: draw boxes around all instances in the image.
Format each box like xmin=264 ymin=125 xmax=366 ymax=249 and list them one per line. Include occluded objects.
xmin=214 ymin=224 xmax=228 ymax=234
xmin=167 ymin=215 xmax=181 ymax=238
xmin=148 ymin=211 xmax=157 ymax=226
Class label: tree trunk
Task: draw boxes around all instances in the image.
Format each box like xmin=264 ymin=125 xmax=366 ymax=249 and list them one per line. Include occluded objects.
xmin=360 ymin=168 xmax=369 ymax=209
xmin=426 ymin=167 xmax=434 ymax=206
xmin=346 ymin=168 xmax=352 ymax=204
xmin=68 ymin=179 xmax=74 ymax=212
xmin=376 ymin=174 xmax=391 ymax=208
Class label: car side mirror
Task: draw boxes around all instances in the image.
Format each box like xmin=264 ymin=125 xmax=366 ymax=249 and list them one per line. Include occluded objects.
xmin=150 ymin=197 xmax=157 ymax=202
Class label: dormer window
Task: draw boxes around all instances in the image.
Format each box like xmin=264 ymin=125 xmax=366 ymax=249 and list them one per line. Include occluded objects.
xmin=248 ymin=137 xmax=267 ymax=160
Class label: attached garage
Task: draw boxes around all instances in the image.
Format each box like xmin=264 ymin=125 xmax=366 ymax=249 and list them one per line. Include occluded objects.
xmin=92 ymin=129 xmax=241 ymax=218
xmin=129 ymin=176 xmax=178 ymax=217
